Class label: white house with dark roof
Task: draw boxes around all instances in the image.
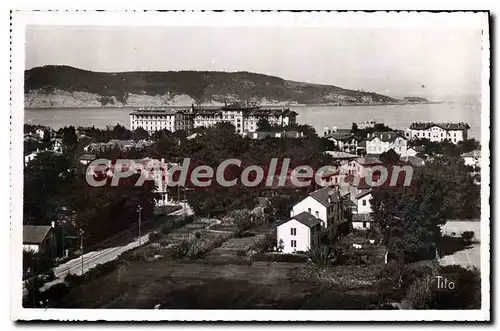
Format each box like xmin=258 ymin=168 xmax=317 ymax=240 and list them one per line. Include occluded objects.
xmin=290 ymin=186 xmax=344 ymax=228
xmin=462 ymin=150 xmax=481 ymax=168
xmin=355 ymin=190 xmax=373 ymax=214
xmin=325 ymin=130 xmax=359 ymax=154
xmin=23 ymin=225 xmax=54 ymax=254
xmin=406 ymin=122 xmax=470 ymax=143
xmin=352 ymin=214 xmax=374 ymax=230
xmin=276 ymin=212 xmax=322 ymax=253
xmin=365 ymin=131 xmax=408 ymax=156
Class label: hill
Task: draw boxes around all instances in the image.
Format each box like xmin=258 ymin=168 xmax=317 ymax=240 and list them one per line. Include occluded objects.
xmin=24 ymin=65 xmax=399 ymax=108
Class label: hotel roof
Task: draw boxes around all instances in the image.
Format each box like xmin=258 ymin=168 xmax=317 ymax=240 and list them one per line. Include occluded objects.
xmin=409 ymin=122 xmax=470 ymax=131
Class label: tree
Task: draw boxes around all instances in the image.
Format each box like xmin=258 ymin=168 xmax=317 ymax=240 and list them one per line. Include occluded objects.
xmin=351 ymin=122 xmax=358 ymax=133
xmin=379 ymin=149 xmax=400 ymax=165
xmin=132 ymin=128 xmax=150 ymax=142
xmin=257 ymin=118 xmax=272 ymax=131
xmin=371 ymin=165 xmax=447 ymax=262
xmin=60 ymin=126 xmax=78 ymax=151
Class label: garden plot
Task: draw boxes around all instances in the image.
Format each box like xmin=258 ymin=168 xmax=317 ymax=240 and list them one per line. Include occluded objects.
xmin=204 ymin=234 xmax=266 ymax=260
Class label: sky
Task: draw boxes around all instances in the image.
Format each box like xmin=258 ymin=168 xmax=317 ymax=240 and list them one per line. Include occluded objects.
xmin=25 ymin=26 xmax=483 ymax=98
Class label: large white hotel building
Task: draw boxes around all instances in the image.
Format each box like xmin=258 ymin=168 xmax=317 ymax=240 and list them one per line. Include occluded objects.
xmin=405 ymin=122 xmax=470 ymax=143
xmin=130 ymin=103 xmax=298 ymax=135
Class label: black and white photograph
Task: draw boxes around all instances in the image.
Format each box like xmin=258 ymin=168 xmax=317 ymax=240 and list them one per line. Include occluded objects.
xmin=10 ymin=10 xmax=490 ymax=321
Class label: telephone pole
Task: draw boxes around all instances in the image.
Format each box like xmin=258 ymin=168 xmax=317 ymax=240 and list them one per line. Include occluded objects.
xmin=79 ymin=229 xmax=84 ymax=275
xmin=137 ymin=205 xmax=143 ymax=245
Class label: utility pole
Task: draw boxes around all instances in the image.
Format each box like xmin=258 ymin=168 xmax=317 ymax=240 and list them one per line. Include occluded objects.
xmin=79 ymin=229 xmax=84 ymax=275
xmin=137 ymin=205 xmax=143 ymax=245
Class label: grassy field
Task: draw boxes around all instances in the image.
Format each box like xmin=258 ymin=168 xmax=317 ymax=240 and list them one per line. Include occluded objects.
xmin=52 ymin=259 xmax=383 ymax=309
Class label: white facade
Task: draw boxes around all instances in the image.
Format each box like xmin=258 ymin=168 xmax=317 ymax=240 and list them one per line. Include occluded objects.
xmin=405 ymin=147 xmax=418 ymax=157
xmin=366 ymin=135 xmax=408 ymax=156
xmin=35 ymin=128 xmax=45 ymax=140
xmin=276 ymin=219 xmax=318 ymax=253
xmin=290 ymin=196 xmax=327 ymax=227
xmin=406 ymin=123 xmax=469 ymax=143
xmin=462 ymin=150 xmax=481 ymax=168
xmin=23 ymin=244 xmax=40 ymax=253
xmin=340 ymin=159 xmax=376 ymax=178
xmin=130 ymin=111 xmax=177 ymax=133
xmin=352 ymin=220 xmax=372 ymax=230
xmin=356 ymin=192 xmax=372 ymax=214
xmin=53 ymin=139 xmax=63 ymax=153
xmin=24 ymin=151 xmax=39 ymax=166
xmin=130 ymin=106 xmax=296 ymax=135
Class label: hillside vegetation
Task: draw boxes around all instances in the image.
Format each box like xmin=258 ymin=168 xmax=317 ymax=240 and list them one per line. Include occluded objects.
xmin=25 ymin=65 xmax=398 ymax=107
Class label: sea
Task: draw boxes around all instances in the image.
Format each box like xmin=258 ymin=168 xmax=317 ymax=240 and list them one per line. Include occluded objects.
xmin=24 ymin=101 xmax=483 ymax=139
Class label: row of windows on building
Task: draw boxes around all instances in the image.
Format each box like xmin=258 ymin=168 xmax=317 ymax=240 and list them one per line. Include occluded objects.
xmin=414 ymin=131 xmax=459 ymax=138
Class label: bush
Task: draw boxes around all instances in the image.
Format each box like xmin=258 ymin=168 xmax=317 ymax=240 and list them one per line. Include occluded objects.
xmin=252 ymin=253 xmax=308 ymax=263
xmin=430 ymin=265 xmax=481 ymax=309
xmin=404 ymin=275 xmax=434 ymax=309
xmin=253 ymin=232 xmax=277 ymax=253
xmin=149 ymin=231 xmax=163 ymax=242
xmin=461 ymin=231 xmax=475 ymax=244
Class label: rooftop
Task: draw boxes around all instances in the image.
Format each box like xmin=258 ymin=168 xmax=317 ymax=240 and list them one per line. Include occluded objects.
xmin=352 ymin=213 xmax=373 ymax=222
xmin=309 ymin=186 xmax=340 ymax=207
xmin=368 ymin=131 xmax=406 ymax=143
xmin=23 ymin=225 xmax=52 ymax=244
xmin=409 ymin=122 xmax=470 ymax=131
xmin=462 ymin=150 xmax=481 ymax=158
xmin=355 ymin=189 xmax=372 ymax=199
xmin=325 ymin=151 xmax=359 ymax=159
xmin=355 ymin=155 xmax=383 ymax=165
xmin=401 ymin=156 xmax=426 ymax=167
xmin=281 ymin=211 xmax=322 ymax=228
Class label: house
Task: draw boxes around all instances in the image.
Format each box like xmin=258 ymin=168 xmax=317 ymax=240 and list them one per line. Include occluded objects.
xmin=406 ymin=122 xmax=470 ymax=143
xmin=290 ymin=186 xmax=344 ymax=228
xmin=324 ymin=151 xmax=359 ymax=162
xmin=355 ymin=189 xmax=373 ymax=214
xmin=23 ymin=225 xmax=55 ymax=254
xmin=325 ymin=131 xmax=359 ymax=154
xmin=401 ymin=156 xmax=426 ymax=167
xmin=24 ymin=151 xmax=40 ymax=166
xmin=365 ymin=131 xmax=408 ymax=156
xmin=352 ymin=214 xmax=374 ymax=230
xmin=405 ymin=146 xmax=425 ymax=157
xmin=35 ymin=128 xmax=46 ymax=140
xmin=52 ymin=138 xmax=63 ymax=153
xmin=276 ymin=212 xmax=322 ymax=253
xmin=462 ymin=150 xmax=481 ymax=168
xmin=340 ymin=155 xmax=383 ymax=178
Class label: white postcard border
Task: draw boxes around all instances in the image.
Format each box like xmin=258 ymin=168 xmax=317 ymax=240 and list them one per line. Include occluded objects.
xmin=10 ymin=10 xmax=491 ymax=321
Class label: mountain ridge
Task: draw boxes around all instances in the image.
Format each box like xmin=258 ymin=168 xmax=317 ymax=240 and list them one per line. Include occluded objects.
xmin=25 ymin=65 xmax=407 ymax=108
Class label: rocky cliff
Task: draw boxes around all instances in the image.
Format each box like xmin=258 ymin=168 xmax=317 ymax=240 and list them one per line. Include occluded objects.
xmin=25 ymin=65 xmax=399 ymax=108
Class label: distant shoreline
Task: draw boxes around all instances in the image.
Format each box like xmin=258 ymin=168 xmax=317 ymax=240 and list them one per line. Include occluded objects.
xmin=24 ymin=101 xmax=443 ymax=110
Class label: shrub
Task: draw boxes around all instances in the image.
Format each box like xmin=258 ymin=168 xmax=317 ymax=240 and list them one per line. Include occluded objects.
xmin=429 ymin=265 xmax=481 ymax=309
xmin=404 ymin=275 xmax=434 ymax=309
xmin=307 ymin=245 xmax=336 ymax=266
xmin=461 ymin=231 xmax=475 ymax=244
xmin=253 ymin=232 xmax=277 ymax=253
xmin=149 ymin=231 xmax=163 ymax=242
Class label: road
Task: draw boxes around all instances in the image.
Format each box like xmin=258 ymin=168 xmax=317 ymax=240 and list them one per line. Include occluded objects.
xmin=438 ymin=220 xmax=481 ymax=269
xmin=40 ymin=202 xmax=193 ymax=291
